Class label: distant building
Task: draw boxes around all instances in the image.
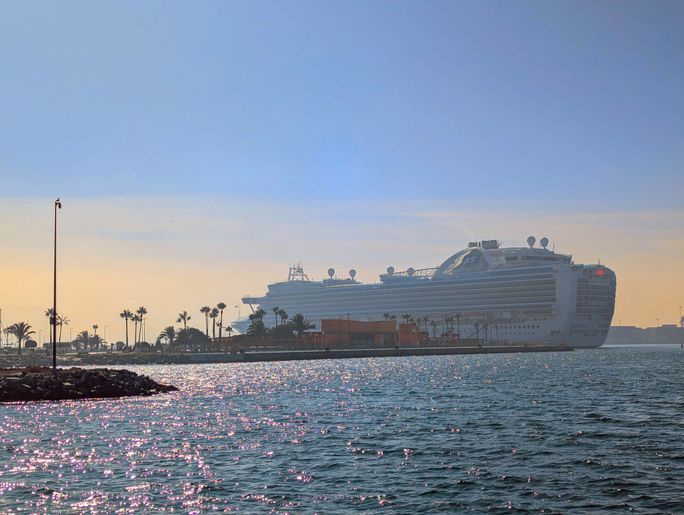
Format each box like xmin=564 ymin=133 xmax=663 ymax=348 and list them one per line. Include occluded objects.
xmin=606 ymin=324 xmax=684 ymax=345
xmin=320 ymin=319 xmax=397 ymax=348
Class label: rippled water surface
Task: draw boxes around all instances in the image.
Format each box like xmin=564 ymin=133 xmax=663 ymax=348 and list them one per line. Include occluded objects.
xmin=1 ymin=346 xmax=683 ymax=512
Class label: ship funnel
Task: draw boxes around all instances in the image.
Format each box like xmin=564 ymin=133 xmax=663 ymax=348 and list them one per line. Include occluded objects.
xmin=527 ymin=236 xmax=536 ymax=248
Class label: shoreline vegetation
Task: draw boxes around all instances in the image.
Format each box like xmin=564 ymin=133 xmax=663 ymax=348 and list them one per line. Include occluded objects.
xmin=2 ymin=305 xmax=317 ymax=355
xmin=2 ymin=305 xmax=583 ymax=371
xmin=0 ymin=367 xmax=178 ymax=403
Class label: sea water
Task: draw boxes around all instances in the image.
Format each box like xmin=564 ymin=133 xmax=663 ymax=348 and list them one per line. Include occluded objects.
xmin=1 ymin=346 xmax=683 ymax=512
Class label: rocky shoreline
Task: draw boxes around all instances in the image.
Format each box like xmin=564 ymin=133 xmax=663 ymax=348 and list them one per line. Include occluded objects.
xmin=0 ymin=367 xmax=178 ymax=403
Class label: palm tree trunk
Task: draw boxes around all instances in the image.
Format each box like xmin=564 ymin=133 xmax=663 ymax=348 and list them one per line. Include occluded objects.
xmin=204 ymin=314 xmax=208 ymax=336
xmin=212 ymin=321 xmax=216 ymax=340
xmin=17 ymin=337 xmax=22 ymax=356
xmin=125 ymin=318 xmax=129 ymax=347
xmin=219 ymin=311 xmax=224 ymax=341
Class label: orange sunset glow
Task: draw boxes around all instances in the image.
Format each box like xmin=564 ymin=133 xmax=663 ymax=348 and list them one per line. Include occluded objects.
xmin=1 ymin=196 xmax=681 ymax=343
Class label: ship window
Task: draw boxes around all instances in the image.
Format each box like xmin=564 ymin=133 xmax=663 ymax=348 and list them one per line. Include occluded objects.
xmin=505 ymin=256 xmax=519 ymax=262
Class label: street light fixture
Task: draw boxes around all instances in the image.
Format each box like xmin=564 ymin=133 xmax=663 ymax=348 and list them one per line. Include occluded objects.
xmin=52 ymin=198 xmax=62 ymax=370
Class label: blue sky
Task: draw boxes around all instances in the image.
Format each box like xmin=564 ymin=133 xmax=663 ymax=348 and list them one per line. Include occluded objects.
xmin=2 ymin=1 xmax=684 ymax=334
xmin=2 ymin=1 xmax=683 ymax=208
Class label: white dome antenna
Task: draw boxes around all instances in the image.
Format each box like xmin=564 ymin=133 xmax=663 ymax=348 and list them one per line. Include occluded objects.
xmin=407 ymin=267 xmax=415 ymax=276
xmin=526 ymin=236 xmax=536 ymax=248
xmin=349 ymin=269 xmax=357 ymax=279
xmin=540 ymin=237 xmax=549 ymax=249
xmin=387 ymin=266 xmax=395 ymax=275
xmin=327 ymin=268 xmax=335 ymax=279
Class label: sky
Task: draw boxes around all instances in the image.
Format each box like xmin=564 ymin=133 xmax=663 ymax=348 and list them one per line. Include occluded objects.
xmin=1 ymin=1 xmax=683 ymax=342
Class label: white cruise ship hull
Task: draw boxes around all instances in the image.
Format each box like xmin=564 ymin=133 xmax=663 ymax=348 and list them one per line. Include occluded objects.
xmin=239 ymin=244 xmax=616 ymax=349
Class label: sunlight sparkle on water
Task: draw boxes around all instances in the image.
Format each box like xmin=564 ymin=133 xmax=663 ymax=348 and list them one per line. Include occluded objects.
xmin=1 ymin=350 xmax=683 ymax=512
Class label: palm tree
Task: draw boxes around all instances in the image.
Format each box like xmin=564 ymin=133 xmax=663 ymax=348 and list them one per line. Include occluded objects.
xmin=92 ymin=324 xmax=99 ymax=349
xmin=57 ymin=315 xmax=69 ymax=344
xmin=402 ymin=314 xmax=411 ymax=324
xmin=247 ymin=314 xmax=266 ymax=337
xmin=200 ymin=306 xmax=211 ymax=336
xmin=120 ymin=309 xmax=133 ymax=348
xmin=177 ymin=310 xmax=191 ymax=330
xmin=217 ymin=302 xmax=227 ymax=341
xmin=278 ymin=309 xmax=288 ymax=325
xmin=7 ymin=322 xmax=35 ymax=355
xmin=44 ymin=308 xmax=55 ymax=344
xmin=246 ymin=308 xmax=267 ymax=336
xmin=288 ymin=314 xmax=316 ymax=337
xmin=272 ymin=306 xmax=280 ymax=327
xmin=422 ymin=316 xmax=429 ymax=333
xmin=209 ymin=308 xmax=219 ymax=340
xmin=157 ymin=326 xmax=176 ymax=347
xmin=73 ymin=330 xmax=90 ymax=351
xmin=383 ymin=312 xmax=390 ymax=321
xmin=136 ymin=306 xmax=148 ymax=343
xmin=132 ymin=314 xmax=141 ymax=345
xmin=225 ymin=325 xmax=234 ymax=338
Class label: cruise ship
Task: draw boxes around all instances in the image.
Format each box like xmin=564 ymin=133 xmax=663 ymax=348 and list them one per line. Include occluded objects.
xmin=238 ymin=237 xmax=616 ymax=348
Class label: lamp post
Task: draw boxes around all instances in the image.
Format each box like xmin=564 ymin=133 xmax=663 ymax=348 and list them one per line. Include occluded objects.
xmin=52 ymin=198 xmax=62 ymax=369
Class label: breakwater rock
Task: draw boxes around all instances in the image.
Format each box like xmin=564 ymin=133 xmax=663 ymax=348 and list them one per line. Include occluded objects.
xmin=0 ymin=367 xmax=178 ymax=403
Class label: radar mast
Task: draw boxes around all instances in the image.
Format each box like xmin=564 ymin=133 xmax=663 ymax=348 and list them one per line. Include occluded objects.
xmin=288 ymin=262 xmax=311 ymax=282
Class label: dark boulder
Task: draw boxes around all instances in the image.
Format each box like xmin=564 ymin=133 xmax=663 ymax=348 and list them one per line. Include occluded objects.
xmin=0 ymin=367 xmax=178 ymax=403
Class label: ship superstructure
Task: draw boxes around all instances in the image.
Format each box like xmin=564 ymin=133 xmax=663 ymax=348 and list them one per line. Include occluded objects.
xmin=238 ymin=237 xmax=616 ymax=348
